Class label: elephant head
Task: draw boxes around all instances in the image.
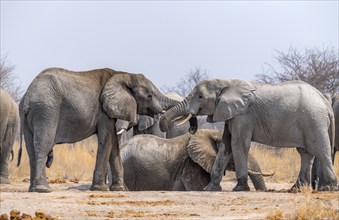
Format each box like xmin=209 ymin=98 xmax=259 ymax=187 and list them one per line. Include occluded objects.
xmin=101 ymin=73 xmax=179 ymax=125
xmin=185 ymin=129 xmax=270 ymax=191
xmin=116 ymin=91 xmax=198 ymax=141
xmin=160 ymin=79 xmax=256 ymax=132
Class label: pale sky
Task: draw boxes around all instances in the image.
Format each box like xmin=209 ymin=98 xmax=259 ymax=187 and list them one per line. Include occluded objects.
xmin=1 ymin=1 xmax=338 ymax=92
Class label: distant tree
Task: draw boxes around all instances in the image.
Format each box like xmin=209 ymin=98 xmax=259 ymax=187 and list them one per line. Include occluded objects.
xmin=162 ymin=67 xmax=208 ymax=97
xmin=256 ymin=46 xmax=339 ymax=95
xmin=0 ymin=54 xmax=21 ymax=102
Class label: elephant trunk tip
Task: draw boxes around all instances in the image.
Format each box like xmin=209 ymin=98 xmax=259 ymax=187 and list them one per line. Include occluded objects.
xmin=159 ymin=116 xmax=170 ymax=132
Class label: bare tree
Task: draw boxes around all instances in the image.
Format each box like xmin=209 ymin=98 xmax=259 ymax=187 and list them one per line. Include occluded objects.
xmin=162 ymin=66 xmax=208 ymax=97
xmin=0 ymin=54 xmax=21 ymax=102
xmin=256 ymin=46 xmax=339 ymax=95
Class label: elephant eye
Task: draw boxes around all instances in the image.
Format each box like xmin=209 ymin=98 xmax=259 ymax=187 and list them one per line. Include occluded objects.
xmin=147 ymin=94 xmax=152 ymax=101
xmin=198 ymin=93 xmax=203 ymax=99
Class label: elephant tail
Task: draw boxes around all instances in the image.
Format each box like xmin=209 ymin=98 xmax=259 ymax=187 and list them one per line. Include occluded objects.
xmin=329 ymin=111 xmax=335 ymax=164
xmin=17 ymin=103 xmax=25 ymax=167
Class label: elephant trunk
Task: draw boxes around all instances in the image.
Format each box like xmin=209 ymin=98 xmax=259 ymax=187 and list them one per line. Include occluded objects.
xmin=159 ymin=96 xmax=191 ymax=132
xmin=160 ymin=94 xmax=180 ymax=111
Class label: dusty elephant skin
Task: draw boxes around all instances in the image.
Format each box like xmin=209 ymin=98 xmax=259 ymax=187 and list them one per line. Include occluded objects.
xmin=160 ymin=79 xmax=337 ymax=191
xmin=17 ymin=68 xmax=180 ymax=193
xmin=116 ymin=92 xmax=196 ymax=143
xmin=121 ymin=129 xmax=270 ymax=191
xmin=0 ymin=88 xmax=19 ymax=184
xmin=312 ymin=94 xmax=339 ymax=189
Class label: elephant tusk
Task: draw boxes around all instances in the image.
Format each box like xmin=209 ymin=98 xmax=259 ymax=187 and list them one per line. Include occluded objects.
xmin=161 ymin=110 xmax=166 ymax=114
xmin=117 ymin=128 xmax=126 ymax=135
xmin=248 ymin=169 xmax=275 ymax=177
xmin=175 ymin=114 xmax=192 ymax=126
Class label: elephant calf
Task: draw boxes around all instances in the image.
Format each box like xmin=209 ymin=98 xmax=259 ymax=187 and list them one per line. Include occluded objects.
xmin=120 ymin=129 xmax=271 ymax=191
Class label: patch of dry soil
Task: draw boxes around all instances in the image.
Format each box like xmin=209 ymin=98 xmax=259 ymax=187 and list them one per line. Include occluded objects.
xmin=1 ymin=180 xmax=338 ymax=219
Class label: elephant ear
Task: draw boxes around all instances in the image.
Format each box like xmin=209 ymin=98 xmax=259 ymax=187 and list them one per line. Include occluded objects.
xmin=137 ymin=115 xmax=155 ymax=131
xmin=213 ymin=79 xmax=256 ymax=122
xmin=101 ymin=76 xmax=137 ymax=124
xmin=187 ymin=130 xmax=223 ymax=173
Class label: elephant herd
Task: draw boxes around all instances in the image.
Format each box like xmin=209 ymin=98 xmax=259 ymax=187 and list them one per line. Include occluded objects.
xmin=0 ymin=67 xmax=338 ymax=193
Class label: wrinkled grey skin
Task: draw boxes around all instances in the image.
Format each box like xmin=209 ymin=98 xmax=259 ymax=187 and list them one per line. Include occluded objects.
xmin=160 ymin=79 xmax=337 ymax=191
xmin=312 ymin=94 xmax=339 ymax=189
xmin=0 ymin=88 xmax=19 ymax=184
xmin=116 ymin=92 xmax=191 ymax=143
xmin=18 ymin=68 xmax=179 ymax=193
xmin=121 ymin=129 xmax=269 ymax=191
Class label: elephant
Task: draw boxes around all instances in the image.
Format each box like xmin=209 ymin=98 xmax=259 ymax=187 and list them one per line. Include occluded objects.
xmin=121 ymin=129 xmax=271 ymax=191
xmin=44 ymin=92 xmax=196 ymax=174
xmin=17 ymin=68 xmax=180 ymax=193
xmin=0 ymin=88 xmax=19 ymax=184
xmin=160 ymin=79 xmax=337 ymax=191
xmin=312 ymin=94 xmax=339 ymax=189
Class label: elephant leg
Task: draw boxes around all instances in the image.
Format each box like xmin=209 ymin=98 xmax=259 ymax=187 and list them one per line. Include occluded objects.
xmin=290 ymin=148 xmax=313 ymax=192
xmin=231 ymin=129 xmax=252 ymax=192
xmin=33 ymin=124 xmax=56 ymax=193
xmin=204 ymin=126 xmax=232 ymax=191
xmin=0 ymin=120 xmax=17 ymax=184
xmin=0 ymin=128 xmax=12 ymax=184
xmin=306 ymin=132 xmax=337 ymax=191
xmin=23 ymin=123 xmax=37 ymax=192
xmin=311 ymin=157 xmax=320 ymax=190
xmin=108 ymin=133 xmax=125 ymax=191
xmin=90 ymin=119 xmax=114 ymax=191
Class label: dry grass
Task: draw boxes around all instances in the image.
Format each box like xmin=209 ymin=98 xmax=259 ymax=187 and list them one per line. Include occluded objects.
xmin=9 ymin=138 xmax=339 ymax=184
xmin=266 ymin=196 xmax=339 ymax=220
xmin=10 ymin=136 xmax=98 ymax=182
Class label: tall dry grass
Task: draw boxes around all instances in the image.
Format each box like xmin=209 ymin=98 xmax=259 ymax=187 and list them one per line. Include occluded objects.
xmin=8 ymin=138 xmax=339 ymax=183
xmin=10 ymin=136 xmax=98 ymax=182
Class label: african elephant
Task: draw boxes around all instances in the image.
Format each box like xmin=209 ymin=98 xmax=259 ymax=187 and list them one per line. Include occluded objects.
xmin=160 ymin=79 xmax=337 ymax=191
xmin=312 ymin=94 xmax=339 ymax=189
xmin=121 ymin=129 xmax=271 ymax=191
xmin=0 ymin=88 xmax=19 ymax=184
xmin=17 ymin=68 xmax=180 ymax=193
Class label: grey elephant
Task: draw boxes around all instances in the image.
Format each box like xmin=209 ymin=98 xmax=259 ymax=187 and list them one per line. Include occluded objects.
xmin=0 ymin=88 xmax=19 ymax=184
xmin=312 ymin=94 xmax=339 ymax=189
xmin=160 ymin=79 xmax=337 ymax=191
xmin=17 ymin=68 xmax=179 ymax=193
xmin=121 ymin=129 xmax=271 ymax=191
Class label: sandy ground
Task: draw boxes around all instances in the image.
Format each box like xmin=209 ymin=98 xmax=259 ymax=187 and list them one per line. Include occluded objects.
xmin=0 ymin=179 xmax=338 ymax=219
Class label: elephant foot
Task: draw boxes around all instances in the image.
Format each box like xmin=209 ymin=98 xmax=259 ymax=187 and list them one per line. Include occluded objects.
xmin=90 ymin=184 xmax=109 ymax=191
xmin=288 ymin=180 xmax=310 ymax=193
xmin=110 ymin=184 xmax=125 ymax=191
xmin=318 ymin=184 xmax=338 ymax=191
xmin=35 ymin=184 xmax=52 ymax=193
xmin=0 ymin=176 xmax=10 ymax=184
xmin=232 ymin=178 xmax=250 ymax=192
xmin=29 ymin=185 xmax=36 ymax=192
xmin=288 ymin=186 xmax=301 ymax=193
xmin=203 ymin=183 xmax=222 ymax=191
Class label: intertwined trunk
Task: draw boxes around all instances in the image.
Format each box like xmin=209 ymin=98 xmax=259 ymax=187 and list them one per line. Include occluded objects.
xmin=160 ymin=95 xmax=191 ymax=132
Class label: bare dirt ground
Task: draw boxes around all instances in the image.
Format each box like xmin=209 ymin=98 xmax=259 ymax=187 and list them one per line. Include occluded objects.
xmin=1 ymin=179 xmax=338 ymax=219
